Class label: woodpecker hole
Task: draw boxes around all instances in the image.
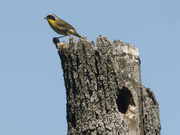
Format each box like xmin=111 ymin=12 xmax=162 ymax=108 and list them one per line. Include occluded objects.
xmin=116 ymin=87 xmax=135 ymax=119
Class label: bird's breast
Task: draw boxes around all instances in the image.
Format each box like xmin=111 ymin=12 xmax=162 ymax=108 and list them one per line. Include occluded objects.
xmin=47 ymin=19 xmax=66 ymax=35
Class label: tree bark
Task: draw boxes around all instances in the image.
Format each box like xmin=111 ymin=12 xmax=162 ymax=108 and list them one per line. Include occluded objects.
xmin=54 ymin=36 xmax=161 ymax=135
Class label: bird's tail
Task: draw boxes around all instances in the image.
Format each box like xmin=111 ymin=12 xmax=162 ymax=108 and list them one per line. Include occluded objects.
xmin=69 ymin=29 xmax=83 ymax=38
xmin=74 ymin=32 xmax=84 ymax=39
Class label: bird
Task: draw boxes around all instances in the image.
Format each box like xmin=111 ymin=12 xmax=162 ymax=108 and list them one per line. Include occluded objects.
xmin=44 ymin=14 xmax=83 ymax=42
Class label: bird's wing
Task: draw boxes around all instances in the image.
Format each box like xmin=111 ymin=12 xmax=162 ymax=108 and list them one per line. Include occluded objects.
xmin=56 ymin=18 xmax=75 ymax=30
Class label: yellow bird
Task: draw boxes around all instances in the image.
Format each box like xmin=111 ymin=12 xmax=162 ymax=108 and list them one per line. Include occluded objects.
xmin=44 ymin=14 xmax=83 ymax=42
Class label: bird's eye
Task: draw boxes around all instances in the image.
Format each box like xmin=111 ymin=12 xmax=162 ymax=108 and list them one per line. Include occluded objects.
xmin=47 ymin=15 xmax=55 ymax=20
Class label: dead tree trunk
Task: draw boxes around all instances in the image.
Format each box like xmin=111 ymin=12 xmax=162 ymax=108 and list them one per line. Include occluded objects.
xmin=53 ymin=36 xmax=161 ymax=135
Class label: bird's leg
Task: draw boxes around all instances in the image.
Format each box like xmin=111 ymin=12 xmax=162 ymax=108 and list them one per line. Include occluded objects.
xmin=54 ymin=36 xmax=66 ymax=41
xmin=65 ymin=36 xmax=70 ymax=43
xmin=57 ymin=35 xmax=66 ymax=39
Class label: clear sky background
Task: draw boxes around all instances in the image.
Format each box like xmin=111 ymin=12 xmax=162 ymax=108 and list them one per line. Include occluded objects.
xmin=0 ymin=0 xmax=179 ymax=134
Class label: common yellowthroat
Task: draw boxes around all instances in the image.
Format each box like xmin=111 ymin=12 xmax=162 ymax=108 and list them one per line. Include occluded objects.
xmin=44 ymin=14 xmax=83 ymax=41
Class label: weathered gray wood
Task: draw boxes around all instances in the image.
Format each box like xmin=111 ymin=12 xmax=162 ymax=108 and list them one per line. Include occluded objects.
xmin=54 ymin=36 xmax=161 ymax=135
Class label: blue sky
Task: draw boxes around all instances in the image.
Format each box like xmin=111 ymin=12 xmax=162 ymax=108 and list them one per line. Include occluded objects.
xmin=0 ymin=0 xmax=180 ymax=134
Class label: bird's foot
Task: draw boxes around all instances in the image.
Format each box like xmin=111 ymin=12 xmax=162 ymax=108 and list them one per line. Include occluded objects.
xmin=53 ymin=37 xmax=69 ymax=50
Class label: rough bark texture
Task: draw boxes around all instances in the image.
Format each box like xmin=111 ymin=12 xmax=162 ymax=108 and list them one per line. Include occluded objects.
xmin=54 ymin=36 xmax=161 ymax=135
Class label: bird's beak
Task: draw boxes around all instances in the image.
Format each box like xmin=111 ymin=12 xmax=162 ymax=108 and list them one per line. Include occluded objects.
xmin=44 ymin=17 xmax=47 ymax=19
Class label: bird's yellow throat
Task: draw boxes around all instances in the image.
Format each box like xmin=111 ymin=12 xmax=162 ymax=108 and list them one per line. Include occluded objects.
xmin=47 ymin=18 xmax=56 ymax=27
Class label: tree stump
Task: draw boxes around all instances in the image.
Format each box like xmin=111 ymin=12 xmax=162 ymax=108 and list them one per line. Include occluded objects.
xmin=54 ymin=36 xmax=161 ymax=135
